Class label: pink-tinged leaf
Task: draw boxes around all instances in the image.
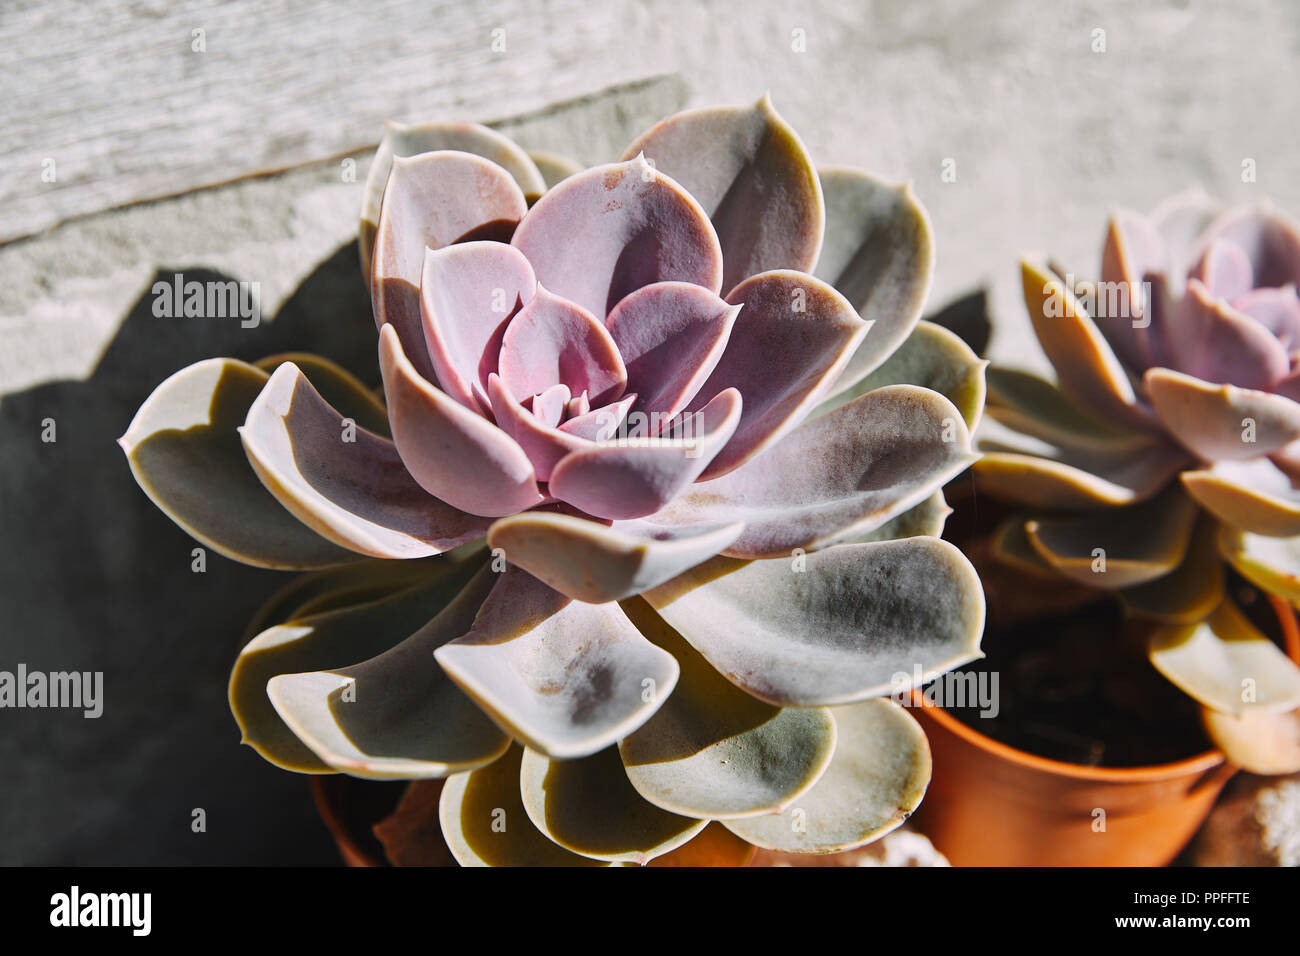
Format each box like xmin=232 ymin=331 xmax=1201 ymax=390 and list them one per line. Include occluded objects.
xmin=1192 ymin=238 xmax=1254 ymax=302
xmin=434 ymin=568 xmax=679 ymax=759
xmin=815 ymin=168 xmax=935 ymax=394
xmin=531 ymin=384 xmax=570 ymax=427
xmin=622 ymin=95 xmax=824 ymax=293
xmin=604 ymin=281 xmax=741 ymax=420
xmin=648 ymin=385 xmax=976 ymax=558
xmin=1145 ymin=367 xmax=1300 ymax=461
xmin=378 ymin=324 xmax=544 ymax=517
xmin=1232 ymin=286 xmax=1300 ymax=352
xmin=566 ymin=391 xmax=591 ymax=419
xmin=1169 ymin=279 xmax=1290 ymax=390
xmin=486 ymin=374 xmax=587 ymax=483
xmin=486 ymin=512 xmax=744 ymax=603
xmin=359 ymin=121 xmax=545 ymax=278
xmin=1099 ymin=209 xmax=1168 ymax=372
xmin=419 ymin=241 xmax=536 ymax=415
xmin=686 ymin=270 xmax=870 ymax=480
xmin=549 ymin=389 xmax=743 ymax=520
xmin=1149 ymin=188 xmax=1223 ymax=292
xmin=372 ymin=151 xmax=528 ymax=382
xmin=511 ymin=156 xmax=723 ymax=318
xmin=558 ymin=393 xmax=636 ymax=441
xmin=1182 ymin=457 xmax=1300 ymax=536
xmin=496 ymin=284 xmax=627 ymax=406
xmin=1195 ymin=204 xmax=1300 ymax=290
xmin=1019 ymin=260 xmax=1156 ymax=430
xmin=238 ymin=362 xmax=491 ymax=559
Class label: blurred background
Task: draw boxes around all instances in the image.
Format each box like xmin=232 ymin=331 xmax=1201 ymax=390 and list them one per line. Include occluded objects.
xmin=3 ymin=0 xmax=1299 ymax=864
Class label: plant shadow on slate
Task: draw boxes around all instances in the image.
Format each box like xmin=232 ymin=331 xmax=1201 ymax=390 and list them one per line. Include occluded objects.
xmin=0 ymin=241 xmax=379 ymax=864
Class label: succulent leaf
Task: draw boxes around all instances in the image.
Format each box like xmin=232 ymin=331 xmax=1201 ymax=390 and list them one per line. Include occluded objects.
xmin=721 ymin=700 xmax=930 ymax=854
xmin=650 ymin=384 xmax=976 ymax=558
xmin=1217 ymin=524 xmax=1300 ymax=603
xmin=814 ymin=169 xmax=935 ymax=392
xmin=1148 ymin=599 xmax=1300 ymax=716
xmin=984 ymin=366 xmax=1151 ymax=454
xmin=434 ymin=567 xmax=679 ymax=759
xmin=251 ymin=353 xmax=391 ymax=438
xmin=510 ymin=156 xmax=724 ymax=319
xmin=1120 ymin=515 xmax=1225 ymax=624
xmin=1202 ymin=705 xmax=1300 ymax=775
xmin=241 ymin=359 xmax=494 ymax=554
xmin=265 ymin=567 xmax=510 ymax=779
xmin=518 ymin=745 xmax=708 ymax=864
xmin=230 ymin=561 xmax=480 ymax=772
xmin=1181 ymin=457 xmax=1300 ymax=536
xmin=644 ymin=539 xmax=985 ymax=707
xmin=485 ymin=512 xmax=744 ymax=604
xmin=120 ymin=358 xmax=357 ymax=569
xmin=1144 ymin=367 xmax=1300 ymax=461
xmin=439 ymin=745 xmax=614 ymax=867
xmin=617 ymin=598 xmax=837 ymax=820
xmin=815 ymin=319 xmax=986 ymax=428
xmin=622 ymin=95 xmax=824 ymax=294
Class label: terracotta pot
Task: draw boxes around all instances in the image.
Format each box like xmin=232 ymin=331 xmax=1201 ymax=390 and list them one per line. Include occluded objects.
xmin=911 ymin=594 xmax=1300 ymax=866
xmin=310 ymin=776 xmax=391 ymax=867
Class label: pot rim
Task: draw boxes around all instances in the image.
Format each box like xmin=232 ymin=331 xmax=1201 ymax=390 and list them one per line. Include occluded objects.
xmin=915 ymin=593 xmax=1300 ymax=783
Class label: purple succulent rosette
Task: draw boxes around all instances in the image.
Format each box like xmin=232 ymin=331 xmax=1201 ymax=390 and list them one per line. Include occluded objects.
xmin=975 ymin=190 xmax=1300 ymax=774
xmin=121 ymin=98 xmax=988 ymax=864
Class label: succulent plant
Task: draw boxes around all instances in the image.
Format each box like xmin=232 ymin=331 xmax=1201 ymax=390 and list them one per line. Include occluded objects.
xmin=120 ymin=97 xmax=988 ymax=865
xmin=975 ymin=190 xmax=1300 ymax=774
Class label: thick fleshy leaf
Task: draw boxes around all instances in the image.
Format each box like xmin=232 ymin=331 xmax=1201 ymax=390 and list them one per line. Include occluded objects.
xmin=618 ymin=598 xmax=836 ymax=819
xmin=378 ymin=324 xmax=544 ymax=517
xmin=511 ymin=155 xmax=723 ymax=318
xmin=1170 ymin=279 xmax=1290 ymax=390
xmin=497 ymin=284 xmax=626 ymax=406
xmin=975 ymin=416 xmax=1188 ymax=508
xmin=1023 ymin=486 xmax=1199 ymax=589
xmin=721 ymin=700 xmax=930 ymax=854
xmin=251 ymin=353 xmax=391 ymax=438
xmin=1098 ymin=209 xmax=1167 ymax=372
xmin=1149 ymin=187 xmax=1223 ymax=292
xmin=605 ymin=281 xmax=741 ymax=420
xmin=1195 ymin=203 xmax=1300 ymax=290
xmin=1149 ymin=599 xmax=1300 ymax=716
xmin=649 ymin=385 xmax=975 ymax=558
xmin=419 ymin=242 xmax=536 ymax=414
xmin=1234 ymin=286 xmax=1300 ymax=354
xmin=485 ymin=374 xmax=586 ymax=483
xmin=1120 ymin=515 xmax=1225 ymax=624
xmin=265 ymin=567 xmax=510 ymax=779
xmin=1182 ymin=457 xmax=1300 ymax=536
xmin=231 ymin=562 xmax=479 ymax=772
xmin=360 ymin=121 xmax=546 ymax=277
xmin=983 ymin=366 xmax=1151 ymax=454
xmin=814 ymin=320 xmax=986 ymax=428
xmin=1217 ymin=525 xmax=1300 ymax=603
xmin=548 ymin=388 xmax=743 ymax=520
xmin=239 ymin=557 xmax=446 ymax=646
xmin=1145 ymin=367 xmax=1300 ymax=461
xmin=815 ymin=168 xmax=935 ymax=392
xmin=518 ymin=745 xmax=708 ymax=864
xmin=371 ymin=151 xmax=529 ymax=383
xmin=1019 ymin=260 xmax=1153 ymax=429
xmin=439 ymin=745 xmax=613 ymax=867
xmin=848 ymin=491 xmax=951 ymax=544
xmin=686 ymin=270 xmax=870 ymax=479
xmin=486 ymin=512 xmax=743 ymax=603
xmin=370 ymin=780 xmax=455 ymax=866
xmin=1202 ymin=706 xmax=1300 ymax=775
xmin=527 ymin=150 xmax=582 ymax=192
xmin=1193 ymin=238 xmax=1254 ymax=302
xmin=622 ymin=95 xmax=823 ymax=293
xmin=120 ymin=359 xmax=357 ymax=569
xmin=239 ymin=361 xmax=492 ymax=556
xmin=434 ymin=568 xmax=679 ymax=758
xmin=644 ymin=539 xmax=984 ymax=707
xmin=989 ymin=516 xmax=1059 ymax=578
